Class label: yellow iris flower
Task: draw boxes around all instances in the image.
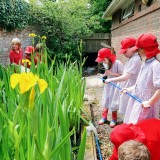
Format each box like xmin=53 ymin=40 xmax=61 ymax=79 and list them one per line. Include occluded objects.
xmin=41 ymin=36 xmax=47 ymax=40
xmin=10 ymin=72 xmax=48 ymax=94
xmin=22 ymin=59 xmax=31 ymax=65
xmin=29 ymin=33 xmax=37 ymax=37
xmin=29 ymin=87 xmax=35 ymax=109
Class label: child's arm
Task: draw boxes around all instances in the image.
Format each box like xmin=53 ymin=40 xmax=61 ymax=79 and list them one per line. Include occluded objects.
xmin=142 ymin=89 xmax=160 ymax=108
xmin=97 ymin=69 xmax=111 ymax=77
xmin=105 ymin=73 xmax=131 ymax=83
xmin=9 ymin=51 xmax=14 ymax=64
xmin=97 ymin=72 xmax=107 ymax=78
xmin=105 ymin=70 xmax=122 ymax=77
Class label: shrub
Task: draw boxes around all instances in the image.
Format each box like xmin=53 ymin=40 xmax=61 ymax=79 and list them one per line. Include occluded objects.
xmin=0 ymin=0 xmax=31 ymax=31
xmin=31 ymin=0 xmax=95 ymax=61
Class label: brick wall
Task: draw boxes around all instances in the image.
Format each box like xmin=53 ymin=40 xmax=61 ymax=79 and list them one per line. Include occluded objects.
xmin=0 ymin=27 xmax=37 ymax=66
xmin=111 ymin=1 xmax=160 ymax=63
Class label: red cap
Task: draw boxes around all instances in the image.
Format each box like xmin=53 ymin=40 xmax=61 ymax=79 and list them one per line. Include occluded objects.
xmin=119 ymin=37 xmax=136 ymax=54
xmin=130 ymin=33 xmax=160 ymax=58
xmin=110 ymin=123 xmax=146 ymax=148
xmin=95 ymin=48 xmax=116 ymax=63
xmin=25 ymin=46 xmax=34 ymax=54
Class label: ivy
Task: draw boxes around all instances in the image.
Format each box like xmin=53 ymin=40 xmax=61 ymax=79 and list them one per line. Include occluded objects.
xmin=0 ymin=0 xmax=32 ymax=31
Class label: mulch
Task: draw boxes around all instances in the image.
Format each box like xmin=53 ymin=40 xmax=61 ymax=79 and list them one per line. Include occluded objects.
xmin=84 ymin=85 xmax=123 ymax=160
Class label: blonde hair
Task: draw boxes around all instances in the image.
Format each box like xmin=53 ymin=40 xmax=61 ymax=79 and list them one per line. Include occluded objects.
xmin=118 ymin=140 xmax=150 ymax=160
xmin=35 ymin=43 xmax=43 ymax=52
xmin=11 ymin=38 xmax=21 ymax=47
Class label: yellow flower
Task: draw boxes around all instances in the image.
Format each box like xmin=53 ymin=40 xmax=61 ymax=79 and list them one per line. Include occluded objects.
xmin=10 ymin=74 xmax=21 ymax=89
xmin=29 ymin=87 xmax=35 ymax=109
xmin=41 ymin=36 xmax=47 ymax=40
xmin=22 ymin=59 xmax=31 ymax=65
xmin=29 ymin=33 xmax=36 ymax=37
xmin=10 ymin=72 xmax=48 ymax=94
xmin=19 ymin=73 xmax=38 ymax=94
xmin=38 ymin=79 xmax=48 ymax=94
xmin=10 ymin=72 xmax=48 ymax=109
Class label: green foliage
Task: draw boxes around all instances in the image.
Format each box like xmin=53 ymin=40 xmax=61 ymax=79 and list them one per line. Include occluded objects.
xmin=89 ymin=0 xmax=112 ymax=33
xmin=0 ymin=0 xmax=31 ymax=31
xmin=31 ymin=0 xmax=96 ymax=61
xmin=0 ymin=51 xmax=87 ymax=159
xmin=0 ymin=0 xmax=112 ymax=60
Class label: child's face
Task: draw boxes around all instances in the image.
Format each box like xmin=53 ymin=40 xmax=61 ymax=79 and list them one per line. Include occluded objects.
xmin=124 ymin=48 xmax=133 ymax=58
xmin=102 ymin=57 xmax=110 ymax=64
xmin=12 ymin=43 xmax=19 ymax=51
xmin=25 ymin=53 xmax=31 ymax=57
xmin=138 ymin=48 xmax=146 ymax=58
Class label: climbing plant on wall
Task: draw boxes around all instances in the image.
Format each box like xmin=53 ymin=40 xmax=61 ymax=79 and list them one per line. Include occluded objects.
xmin=0 ymin=0 xmax=32 ymax=31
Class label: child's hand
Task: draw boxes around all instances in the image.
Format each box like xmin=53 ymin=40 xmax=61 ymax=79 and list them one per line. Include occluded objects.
xmin=121 ymin=88 xmax=129 ymax=94
xmin=97 ymin=73 xmax=103 ymax=77
xmin=142 ymin=101 xmax=151 ymax=108
xmin=105 ymin=70 xmax=112 ymax=75
xmin=105 ymin=79 xmax=110 ymax=84
xmin=121 ymin=85 xmax=135 ymax=93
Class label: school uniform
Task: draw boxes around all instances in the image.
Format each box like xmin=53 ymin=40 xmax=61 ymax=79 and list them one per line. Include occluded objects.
xmin=102 ymin=60 xmax=123 ymax=111
xmin=119 ymin=53 xmax=141 ymax=115
xmin=124 ymin=57 xmax=160 ymax=124
xmin=9 ymin=49 xmax=23 ymax=64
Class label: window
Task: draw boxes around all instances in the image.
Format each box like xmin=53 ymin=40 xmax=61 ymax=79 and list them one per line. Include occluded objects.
xmin=122 ymin=2 xmax=135 ymax=20
xmin=138 ymin=4 xmax=142 ymax=12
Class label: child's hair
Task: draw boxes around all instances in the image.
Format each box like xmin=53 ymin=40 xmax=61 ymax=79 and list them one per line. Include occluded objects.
xmin=35 ymin=43 xmax=43 ymax=53
xmin=118 ymin=140 xmax=150 ymax=160
xmin=110 ymin=47 xmax=116 ymax=55
xmin=104 ymin=47 xmax=114 ymax=69
xmin=108 ymin=58 xmax=113 ymax=70
xmin=11 ymin=38 xmax=21 ymax=47
xmin=109 ymin=47 xmax=116 ymax=69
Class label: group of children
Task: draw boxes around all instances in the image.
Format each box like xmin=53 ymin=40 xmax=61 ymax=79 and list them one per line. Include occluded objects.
xmin=9 ymin=37 xmax=44 ymax=68
xmin=96 ymin=33 xmax=160 ymax=160
xmin=96 ymin=33 xmax=160 ymax=127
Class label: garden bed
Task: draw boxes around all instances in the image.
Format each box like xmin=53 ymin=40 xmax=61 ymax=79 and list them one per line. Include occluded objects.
xmin=84 ymin=75 xmax=123 ymax=160
xmin=0 ymin=59 xmax=87 ymax=159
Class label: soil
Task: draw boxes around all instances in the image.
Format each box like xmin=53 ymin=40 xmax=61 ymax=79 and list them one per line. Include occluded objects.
xmin=84 ymin=75 xmax=123 ymax=160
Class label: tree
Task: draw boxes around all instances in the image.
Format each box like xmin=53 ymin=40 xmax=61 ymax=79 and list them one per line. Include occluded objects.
xmin=32 ymin=0 xmax=97 ymax=61
xmin=88 ymin=0 xmax=112 ymax=33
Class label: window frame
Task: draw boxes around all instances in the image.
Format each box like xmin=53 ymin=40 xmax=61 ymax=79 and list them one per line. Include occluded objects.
xmin=122 ymin=2 xmax=135 ymax=21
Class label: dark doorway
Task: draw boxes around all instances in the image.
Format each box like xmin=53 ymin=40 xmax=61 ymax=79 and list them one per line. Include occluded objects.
xmin=83 ymin=52 xmax=98 ymax=67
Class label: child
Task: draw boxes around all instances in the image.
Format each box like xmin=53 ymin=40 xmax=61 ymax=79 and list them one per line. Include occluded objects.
xmin=109 ymin=119 xmax=160 ymax=160
xmin=9 ymin=38 xmax=23 ymax=65
xmin=105 ymin=38 xmax=142 ymax=116
xmin=95 ymin=48 xmax=123 ymax=127
xmin=123 ymin=33 xmax=160 ymax=124
xmin=23 ymin=46 xmax=37 ymax=68
xmin=118 ymin=140 xmax=150 ymax=160
xmin=35 ymin=43 xmax=45 ymax=63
